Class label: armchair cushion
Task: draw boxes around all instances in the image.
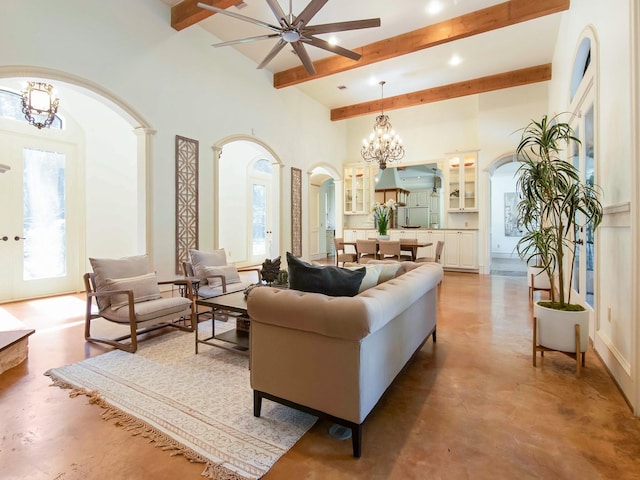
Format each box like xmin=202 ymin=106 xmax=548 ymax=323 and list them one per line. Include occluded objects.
xmin=105 ymin=272 xmax=162 ymax=310
xmin=89 ymin=254 xmax=152 ymax=309
xmin=101 ymin=296 xmax=192 ymax=324
xmin=287 ymin=252 xmax=366 ymax=297
xmin=189 ymin=248 xmax=227 ymax=284
xmin=204 ymin=265 xmax=241 ymax=287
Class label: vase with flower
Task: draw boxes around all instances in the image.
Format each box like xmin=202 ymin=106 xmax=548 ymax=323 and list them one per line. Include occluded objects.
xmin=372 ymin=199 xmax=397 ymax=239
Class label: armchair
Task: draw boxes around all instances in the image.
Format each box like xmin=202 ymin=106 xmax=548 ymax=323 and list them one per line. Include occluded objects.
xmin=184 ymin=248 xmax=262 ymax=299
xmin=84 ymin=254 xmax=195 ymax=353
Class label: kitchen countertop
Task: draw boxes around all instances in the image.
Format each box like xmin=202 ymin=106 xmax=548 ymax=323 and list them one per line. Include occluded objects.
xmin=344 ymin=227 xmax=479 ymax=231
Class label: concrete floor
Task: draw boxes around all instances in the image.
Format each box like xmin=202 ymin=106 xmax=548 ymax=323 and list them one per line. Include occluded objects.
xmin=1 ymin=272 xmax=640 ymax=479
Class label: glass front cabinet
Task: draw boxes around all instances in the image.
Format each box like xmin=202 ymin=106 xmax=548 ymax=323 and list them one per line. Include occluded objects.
xmin=344 ymin=164 xmax=371 ymax=215
xmin=447 ymin=152 xmax=477 ymax=212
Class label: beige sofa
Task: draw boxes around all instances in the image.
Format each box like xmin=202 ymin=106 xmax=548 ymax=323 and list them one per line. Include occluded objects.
xmin=246 ymin=261 xmax=444 ymax=457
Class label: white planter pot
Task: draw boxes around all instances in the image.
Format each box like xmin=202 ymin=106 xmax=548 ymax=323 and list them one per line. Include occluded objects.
xmin=527 ymin=266 xmax=551 ymax=290
xmin=533 ymin=302 xmax=589 ymax=353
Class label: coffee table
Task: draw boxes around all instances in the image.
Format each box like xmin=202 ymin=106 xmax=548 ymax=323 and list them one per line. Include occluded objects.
xmin=195 ymin=290 xmax=250 ymax=355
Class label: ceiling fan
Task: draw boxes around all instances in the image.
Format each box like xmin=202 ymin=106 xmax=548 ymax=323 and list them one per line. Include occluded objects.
xmin=197 ymin=0 xmax=381 ymax=75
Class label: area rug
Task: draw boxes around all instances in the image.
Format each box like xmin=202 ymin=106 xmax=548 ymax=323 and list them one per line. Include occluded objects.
xmin=45 ymin=321 xmax=317 ymax=479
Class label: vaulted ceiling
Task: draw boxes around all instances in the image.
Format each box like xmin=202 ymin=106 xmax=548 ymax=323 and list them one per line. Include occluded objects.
xmin=163 ymin=0 xmax=568 ymax=120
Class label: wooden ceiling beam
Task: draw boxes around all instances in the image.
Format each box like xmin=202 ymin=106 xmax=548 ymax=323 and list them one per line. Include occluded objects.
xmin=274 ymin=0 xmax=568 ymax=89
xmin=330 ymin=64 xmax=552 ymax=121
xmin=171 ymin=0 xmax=239 ymax=31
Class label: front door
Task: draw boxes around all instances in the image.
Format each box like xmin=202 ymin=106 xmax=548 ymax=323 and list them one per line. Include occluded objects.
xmin=0 ymin=132 xmax=79 ymax=302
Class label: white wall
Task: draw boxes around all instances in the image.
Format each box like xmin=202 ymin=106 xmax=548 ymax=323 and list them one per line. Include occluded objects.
xmin=547 ymin=0 xmax=636 ymax=410
xmin=0 ymin=0 xmax=347 ymax=280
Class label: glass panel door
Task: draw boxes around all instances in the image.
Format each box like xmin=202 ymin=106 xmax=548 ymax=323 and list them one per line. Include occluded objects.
xmin=0 ymin=132 xmax=78 ymax=301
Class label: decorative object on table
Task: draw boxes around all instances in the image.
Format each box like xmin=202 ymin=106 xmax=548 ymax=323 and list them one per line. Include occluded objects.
xmin=291 ymin=167 xmax=302 ymax=257
xmin=261 ymin=256 xmax=281 ymax=285
xmin=514 ymin=114 xmax=603 ymax=375
xmin=371 ymin=198 xmax=397 ymax=237
xmin=361 ymin=81 xmax=405 ymax=170
xmin=21 ymin=81 xmax=59 ymax=129
xmin=45 ymin=322 xmax=316 ymax=479
xmin=275 ymin=269 xmax=288 ymax=286
xmin=198 ymin=0 xmax=380 ymax=76
xmin=450 ymin=188 xmax=460 ymax=197
xmin=175 ymin=135 xmax=199 ymax=274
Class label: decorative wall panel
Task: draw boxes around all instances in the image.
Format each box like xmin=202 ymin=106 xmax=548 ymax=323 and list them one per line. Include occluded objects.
xmin=175 ymin=135 xmax=199 ymax=274
xmin=291 ymin=167 xmax=302 ymax=257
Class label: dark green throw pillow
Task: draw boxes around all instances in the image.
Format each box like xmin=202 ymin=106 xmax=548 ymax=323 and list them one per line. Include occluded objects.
xmin=286 ymin=252 xmax=366 ymax=297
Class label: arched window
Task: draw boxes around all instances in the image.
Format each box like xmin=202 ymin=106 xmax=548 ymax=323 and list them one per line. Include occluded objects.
xmin=0 ymin=89 xmax=63 ymax=129
xmin=568 ymin=31 xmax=596 ymax=309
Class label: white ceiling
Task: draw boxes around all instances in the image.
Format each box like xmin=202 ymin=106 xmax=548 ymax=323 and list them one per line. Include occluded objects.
xmin=164 ymin=1 xmax=562 ymax=111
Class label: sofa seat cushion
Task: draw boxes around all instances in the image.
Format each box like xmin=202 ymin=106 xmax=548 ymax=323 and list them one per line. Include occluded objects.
xmin=101 ymin=296 xmax=192 ymax=324
xmin=197 ymin=281 xmax=246 ymax=299
xmin=287 ymin=252 xmax=366 ymax=297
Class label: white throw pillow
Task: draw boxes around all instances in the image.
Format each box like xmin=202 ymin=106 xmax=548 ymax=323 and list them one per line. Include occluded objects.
xmin=204 ymin=265 xmax=241 ymax=287
xmin=345 ymin=264 xmax=382 ymax=293
xmin=104 ymin=272 xmax=162 ymax=310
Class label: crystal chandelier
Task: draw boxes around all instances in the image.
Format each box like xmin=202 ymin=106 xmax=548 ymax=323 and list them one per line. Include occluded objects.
xmin=21 ymin=81 xmax=59 ymax=129
xmin=361 ymin=81 xmax=405 ymax=170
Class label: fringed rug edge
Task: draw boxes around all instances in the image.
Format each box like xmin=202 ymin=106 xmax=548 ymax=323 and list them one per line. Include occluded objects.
xmin=44 ymin=369 xmax=251 ymax=480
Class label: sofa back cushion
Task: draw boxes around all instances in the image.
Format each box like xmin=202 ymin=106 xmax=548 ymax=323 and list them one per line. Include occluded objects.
xmin=189 ymin=248 xmax=227 ymax=284
xmin=344 ymin=264 xmax=382 ymax=292
xmin=287 ymin=252 xmax=366 ymax=297
xmin=89 ymin=254 xmax=152 ymax=310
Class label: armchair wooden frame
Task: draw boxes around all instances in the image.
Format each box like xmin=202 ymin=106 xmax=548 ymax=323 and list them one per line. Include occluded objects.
xmin=84 ymin=273 xmax=196 ymax=353
xmin=181 ymin=262 xmax=262 ymax=296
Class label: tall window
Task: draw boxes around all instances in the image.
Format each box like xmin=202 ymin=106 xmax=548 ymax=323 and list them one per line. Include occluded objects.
xmin=23 ymin=148 xmax=67 ymax=279
xmin=250 ymin=158 xmax=273 ymax=261
xmin=569 ymin=34 xmax=596 ymax=309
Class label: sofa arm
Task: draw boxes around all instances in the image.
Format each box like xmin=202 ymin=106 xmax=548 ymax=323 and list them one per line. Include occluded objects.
xmin=247 ymin=287 xmax=371 ymax=341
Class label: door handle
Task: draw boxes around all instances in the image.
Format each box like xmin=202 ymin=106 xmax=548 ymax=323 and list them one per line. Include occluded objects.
xmin=14 ymin=236 xmax=25 ymax=241
xmin=1 ymin=236 xmax=7 ymax=241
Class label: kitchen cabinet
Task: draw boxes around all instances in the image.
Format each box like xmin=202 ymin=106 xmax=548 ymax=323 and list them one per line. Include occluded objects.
xmin=447 ymin=153 xmax=477 ymax=212
xmin=344 ymin=164 xmax=372 ymax=215
xmin=408 ymin=190 xmax=429 ymax=207
xmin=443 ymin=230 xmax=478 ymax=270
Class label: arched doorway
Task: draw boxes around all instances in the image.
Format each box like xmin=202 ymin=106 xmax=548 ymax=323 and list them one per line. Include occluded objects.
xmin=308 ymin=164 xmax=341 ymax=261
xmin=214 ymin=137 xmax=282 ymax=265
xmin=0 ymin=67 xmax=151 ymax=302
xmin=486 ymin=154 xmax=526 ymax=277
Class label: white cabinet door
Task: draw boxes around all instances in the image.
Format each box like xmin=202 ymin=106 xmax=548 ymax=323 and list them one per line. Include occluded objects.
xmin=447 ymin=153 xmax=477 ymax=212
xmin=443 ymin=231 xmax=461 ymax=267
xmin=459 ymin=231 xmax=477 ymax=268
xmin=442 ymin=230 xmax=477 ymax=269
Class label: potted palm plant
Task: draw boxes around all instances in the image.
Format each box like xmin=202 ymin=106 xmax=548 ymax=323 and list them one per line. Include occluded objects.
xmin=515 ymin=114 xmax=603 ymax=355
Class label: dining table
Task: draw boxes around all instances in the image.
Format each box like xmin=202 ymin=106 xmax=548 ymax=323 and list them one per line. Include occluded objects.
xmin=343 ymin=239 xmax=432 ymax=262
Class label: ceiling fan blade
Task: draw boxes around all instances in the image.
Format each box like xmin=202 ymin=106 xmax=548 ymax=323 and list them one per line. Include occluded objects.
xmin=291 ymin=41 xmax=316 ymax=75
xmin=257 ymin=39 xmax=287 ymax=70
xmin=265 ymin=0 xmax=289 ymax=28
xmin=294 ymin=0 xmax=328 ymax=29
xmin=212 ymin=34 xmax=281 ymax=48
xmin=305 ymin=18 xmax=381 ymax=35
xmin=197 ymin=2 xmax=282 ymax=33
xmin=304 ymin=36 xmax=361 ymax=61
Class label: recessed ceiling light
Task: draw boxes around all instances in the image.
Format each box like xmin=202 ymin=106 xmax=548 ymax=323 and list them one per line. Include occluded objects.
xmin=426 ymin=0 xmax=444 ymax=15
xmin=369 ymin=76 xmax=378 ymax=86
xmin=328 ymin=36 xmax=338 ymax=46
xmin=449 ymin=54 xmax=462 ymax=66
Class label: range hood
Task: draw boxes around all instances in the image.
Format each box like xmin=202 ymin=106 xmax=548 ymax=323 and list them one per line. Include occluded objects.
xmin=375 ymin=168 xmax=403 ymax=190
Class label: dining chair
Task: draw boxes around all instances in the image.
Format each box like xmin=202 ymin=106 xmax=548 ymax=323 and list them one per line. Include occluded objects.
xmin=356 ymin=239 xmax=379 ymax=263
xmin=400 ymin=237 xmax=418 ymax=261
xmin=334 ymin=237 xmax=357 ymax=266
xmin=378 ymin=240 xmax=401 ymax=261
